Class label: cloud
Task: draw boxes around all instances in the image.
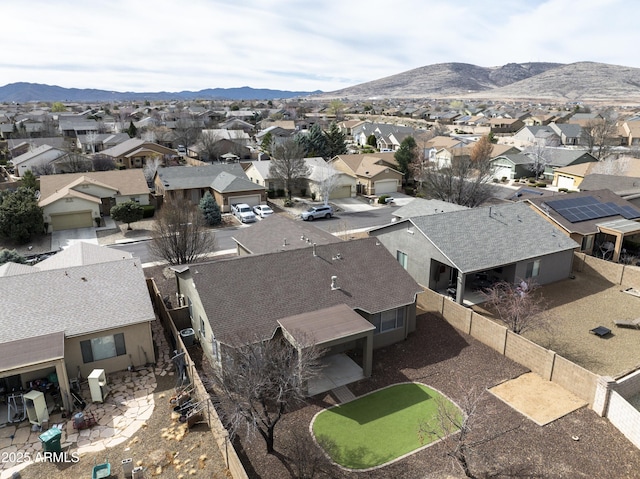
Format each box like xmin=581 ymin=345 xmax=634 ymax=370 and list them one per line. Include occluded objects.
xmin=0 ymin=0 xmax=637 ymax=93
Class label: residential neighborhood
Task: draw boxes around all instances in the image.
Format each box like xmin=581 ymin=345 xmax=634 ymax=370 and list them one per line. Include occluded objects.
xmin=1 ymin=96 xmax=640 ymax=479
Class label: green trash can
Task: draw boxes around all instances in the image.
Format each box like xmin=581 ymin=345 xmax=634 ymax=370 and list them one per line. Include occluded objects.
xmin=39 ymin=427 xmax=62 ymax=453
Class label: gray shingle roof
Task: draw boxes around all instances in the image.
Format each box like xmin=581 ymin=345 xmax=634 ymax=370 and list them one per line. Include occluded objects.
xmin=579 ymin=174 xmax=640 ymax=196
xmin=156 ymin=164 xmax=249 ymax=190
xmin=232 ymin=214 xmax=342 ymax=254
xmin=392 ymin=198 xmax=468 ymax=219
xmin=210 ymin=171 xmax=263 ymax=193
xmin=0 ymin=258 xmax=155 ymax=344
xmin=408 ymin=202 xmax=579 ymax=273
xmin=183 ymin=237 xmax=421 ymax=343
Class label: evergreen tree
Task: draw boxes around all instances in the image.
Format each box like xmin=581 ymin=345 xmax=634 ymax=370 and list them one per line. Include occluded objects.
xmin=298 ymin=124 xmax=329 ymax=158
xmin=394 ymin=136 xmax=418 ymax=177
xmin=325 ymin=122 xmax=347 ymax=158
xmin=199 ymin=191 xmax=222 ymax=226
xmin=0 ymin=249 xmax=26 ymax=265
xmin=261 ymin=131 xmax=273 ymax=154
xmin=127 ymin=121 xmax=138 ymax=138
xmin=0 ymin=187 xmax=44 ymax=243
xmin=20 ymin=170 xmax=38 ymax=190
xmin=110 ymin=201 xmax=144 ymax=230
xmin=366 ymin=134 xmax=377 ymax=147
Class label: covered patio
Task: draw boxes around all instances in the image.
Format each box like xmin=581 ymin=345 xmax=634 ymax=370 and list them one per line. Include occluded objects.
xmin=278 ymin=304 xmax=375 ymax=397
xmin=596 ymin=218 xmax=640 ymax=263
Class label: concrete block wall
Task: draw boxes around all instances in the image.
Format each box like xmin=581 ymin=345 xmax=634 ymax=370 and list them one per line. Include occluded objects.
xmin=416 ymin=287 xmax=444 ymax=314
xmin=550 ymin=354 xmax=598 ymax=406
xmin=621 ymin=265 xmax=640 ymax=289
xmin=442 ymin=300 xmax=472 ymax=334
xmin=469 ymin=312 xmax=507 ymax=354
xmin=505 ymin=331 xmax=555 ymax=380
xmin=616 ymin=368 xmax=640 ymax=399
xmin=607 ymin=391 xmax=640 ymax=449
xmin=582 ymin=254 xmax=624 ymax=284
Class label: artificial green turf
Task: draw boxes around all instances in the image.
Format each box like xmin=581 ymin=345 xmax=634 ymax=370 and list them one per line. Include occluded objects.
xmin=312 ymin=383 xmax=460 ymax=469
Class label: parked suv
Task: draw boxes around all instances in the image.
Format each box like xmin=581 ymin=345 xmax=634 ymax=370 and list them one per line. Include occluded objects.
xmin=301 ymin=205 xmax=333 ymax=221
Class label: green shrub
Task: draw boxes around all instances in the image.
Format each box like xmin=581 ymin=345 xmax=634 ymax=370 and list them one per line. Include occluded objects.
xmin=528 ymin=177 xmax=537 ymax=184
xmin=536 ymin=183 xmax=546 ymax=188
xmin=558 ymin=188 xmax=568 ymax=192
xmin=378 ymin=195 xmax=389 ymax=204
xmin=404 ymin=187 xmax=414 ymax=196
xmin=300 ymin=188 xmax=307 ymax=197
xmin=416 ymin=192 xmax=425 ymax=198
xmin=276 ymin=188 xmax=285 ymax=198
xmin=283 ymin=199 xmax=294 ymax=207
xmin=141 ymin=205 xmax=155 ymax=218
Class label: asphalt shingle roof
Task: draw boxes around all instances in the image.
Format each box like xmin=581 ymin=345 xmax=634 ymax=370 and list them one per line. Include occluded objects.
xmin=183 ymin=237 xmax=421 ymax=343
xmin=156 ymin=164 xmax=249 ymax=190
xmin=408 ymin=202 xmax=579 ymax=273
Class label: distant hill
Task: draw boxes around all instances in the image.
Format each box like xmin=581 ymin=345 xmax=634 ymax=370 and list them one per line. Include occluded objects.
xmin=321 ymin=61 xmax=640 ymax=101
xmin=0 ymin=83 xmax=322 ymax=103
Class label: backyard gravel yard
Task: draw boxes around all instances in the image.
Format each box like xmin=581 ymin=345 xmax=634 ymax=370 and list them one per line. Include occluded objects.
xmin=474 ymin=269 xmax=640 ymax=377
xmin=196 ymin=313 xmax=640 ymax=479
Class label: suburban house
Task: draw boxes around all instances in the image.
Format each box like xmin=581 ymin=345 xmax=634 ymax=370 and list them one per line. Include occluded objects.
xmin=579 ymin=175 xmax=640 ymax=207
xmin=39 ymin=169 xmax=150 ymax=232
xmin=76 ymin=132 xmax=130 ymax=154
xmin=100 ymin=138 xmax=177 ymax=169
xmin=329 ymin=153 xmax=402 ymax=195
xmin=11 ymin=145 xmax=68 ymax=176
xmin=351 ymin=122 xmax=417 ymax=150
xmin=173 ymin=238 xmax=422 ymax=395
xmin=8 ymin=138 xmax=67 ymax=160
xmin=369 ymin=202 xmax=579 ymax=305
xmin=527 ymin=189 xmax=640 ymax=262
xmin=391 ymin=198 xmax=468 ymax=221
xmin=491 ymin=149 xmax=598 ymax=182
xmin=154 ymin=164 xmax=266 ymax=212
xmin=0 ymin=242 xmax=155 ymax=413
xmin=232 ymin=214 xmax=342 ymax=256
xmin=244 ymin=158 xmax=356 ymax=200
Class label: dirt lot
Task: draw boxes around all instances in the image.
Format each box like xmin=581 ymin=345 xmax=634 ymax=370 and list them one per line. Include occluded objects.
xmin=474 ymin=270 xmax=640 ymax=377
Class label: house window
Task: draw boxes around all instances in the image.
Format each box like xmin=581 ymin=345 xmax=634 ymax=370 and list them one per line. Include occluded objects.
xmin=199 ymin=316 xmax=206 ymax=338
xmin=130 ymin=196 xmax=140 ymax=203
xmin=396 ymin=251 xmax=408 ymax=269
xmin=581 ymin=236 xmax=594 ymax=251
xmin=525 ymin=259 xmax=540 ymax=278
xmin=80 ymin=333 xmax=126 ymax=363
xmin=370 ymin=308 xmax=405 ymax=334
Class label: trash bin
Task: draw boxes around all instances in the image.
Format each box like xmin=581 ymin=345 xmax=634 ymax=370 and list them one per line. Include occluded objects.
xmin=39 ymin=427 xmax=62 ymax=454
xmin=122 ymin=458 xmax=134 ymax=478
xmin=180 ymin=328 xmax=195 ymax=347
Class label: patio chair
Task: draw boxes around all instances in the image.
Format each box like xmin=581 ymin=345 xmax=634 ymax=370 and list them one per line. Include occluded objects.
xmin=613 ymin=318 xmax=640 ymax=329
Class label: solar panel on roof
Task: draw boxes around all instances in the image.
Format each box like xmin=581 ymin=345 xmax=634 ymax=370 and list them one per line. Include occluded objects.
xmin=620 ymin=206 xmax=640 ymax=220
xmin=544 ymin=195 xmax=639 ymax=223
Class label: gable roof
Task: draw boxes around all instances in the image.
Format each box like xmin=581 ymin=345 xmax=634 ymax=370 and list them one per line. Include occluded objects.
xmin=210 ymin=170 xmax=263 ymax=193
xmin=579 ymin=174 xmax=640 ymax=196
xmin=11 ymin=144 xmax=66 ymax=166
xmin=156 ymin=164 xmax=250 ymax=190
xmin=232 ymin=214 xmax=342 ymax=254
xmin=36 ymin=242 xmax=132 ymax=270
xmin=39 ymin=169 xmax=149 ymax=203
xmin=0 ymin=257 xmax=154 ymax=344
xmin=331 ymin=153 xmax=401 ymax=178
xmin=181 ymin=237 xmax=421 ymax=343
xmin=394 ymin=202 xmax=578 ymax=274
xmin=392 ymin=198 xmax=469 ymax=219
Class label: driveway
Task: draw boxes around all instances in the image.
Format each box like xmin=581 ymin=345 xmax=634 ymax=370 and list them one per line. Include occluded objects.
xmin=51 ymin=227 xmax=98 ymax=250
xmin=331 ymin=192 xmax=416 ymax=212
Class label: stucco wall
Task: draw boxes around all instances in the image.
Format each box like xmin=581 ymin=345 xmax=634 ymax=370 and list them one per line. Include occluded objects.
xmin=43 ymin=197 xmax=100 ymax=226
xmin=513 ymin=249 xmax=575 ymax=285
xmin=65 ymin=321 xmax=155 ymax=379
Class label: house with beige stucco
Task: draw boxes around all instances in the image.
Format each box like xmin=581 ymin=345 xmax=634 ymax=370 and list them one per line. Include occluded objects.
xmin=38 ymin=169 xmax=150 ymax=232
xmin=328 ymin=153 xmax=402 ymax=196
xmin=0 ymin=242 xmax=155 ymax=415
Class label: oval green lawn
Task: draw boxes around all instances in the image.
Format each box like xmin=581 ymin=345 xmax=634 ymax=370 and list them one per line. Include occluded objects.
xmin=312 ymin=383 xmax=460 ymax=469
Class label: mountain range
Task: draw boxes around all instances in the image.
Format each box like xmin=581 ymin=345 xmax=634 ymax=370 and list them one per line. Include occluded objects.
xmin=2 ymin=62 xmax=640 ymax=103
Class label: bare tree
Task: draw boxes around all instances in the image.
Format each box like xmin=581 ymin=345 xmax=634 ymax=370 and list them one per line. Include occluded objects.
xmin=85 ymin=131 xmax=99 ymax=154
xmin=417 ymin=153 xmax=495 ymax=207
xmin=31 ymin=162 xmax=56 ymax=176
xmin=591 ymin=155 xmax=630 ymax=175
xmin=269 ymin=138 xmax=310 ymax=199
xmin=523 ymin=142 xmax=552 ymax=179
xmin=206 ymin=333 xmax=324 ymax=455
xmin=315 ymin=164 xmax=341 ymax=205
xmin=148 ymin=197 xmax=216 ymax=265
xmin=143 ymin=156 xmax=162 ymax=184
xmin=418 ymin=385 xmax=523 ymax=479
xmin=198 ymin=130 xmax=223 ymax=162
xmin=481 ymin=279 xmax=548 ymax=334
xmin=92 ymin=154 xmax=116 ymax=171
xmin=56 ymin=151 xmax=93 ymax=173
xmin=173 ymin=114 xmax=202 ymax=151
xmin=580 ymin=107 xmax=619 ymax=160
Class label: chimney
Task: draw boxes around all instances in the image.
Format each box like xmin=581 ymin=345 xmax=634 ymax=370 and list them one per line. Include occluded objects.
xmin=312 ymin=243 xmax=317 ymax=257
xmin=331 ymin=276 xmax=340 ymax=290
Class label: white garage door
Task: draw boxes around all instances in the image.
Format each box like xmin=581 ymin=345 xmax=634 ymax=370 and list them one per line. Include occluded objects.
xmin=50 ymin=211 xmax=93 ymax=231
xmin=374 ymin=180 xmax=398 ymax=195
xmin=228 ymin=194 xmax=261 ymax=207
xmin=493 ymin=166 xmax=513 ymax=181
xmin=556 ymin=175 xmax=574 ymax=190
xmin=329 ymin=185 xmax=352 ymax=199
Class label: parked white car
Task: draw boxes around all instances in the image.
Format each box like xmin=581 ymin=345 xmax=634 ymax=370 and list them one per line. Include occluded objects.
xmin=253 ymin=204 xmax=274 ymax=218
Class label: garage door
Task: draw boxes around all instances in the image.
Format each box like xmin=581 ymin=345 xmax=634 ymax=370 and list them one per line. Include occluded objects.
xmin=493 ymin=166 xmax=512 ymax=181
xmin=556 ymin=175 xmax=574 ymax=190
xmin=50 ymin=211 xmax=93 ymax=231
xmin=228 ymin=194 xmax=261 ymax=207
xmin=374 ymin=180 xmax=398 ymax=195
xmin=329 ymin=185 xmax=352 ymax=199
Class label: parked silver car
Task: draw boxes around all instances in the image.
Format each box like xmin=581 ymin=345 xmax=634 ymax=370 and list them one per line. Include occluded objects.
xmin=301 ymin=205 xmax=333 ymax=221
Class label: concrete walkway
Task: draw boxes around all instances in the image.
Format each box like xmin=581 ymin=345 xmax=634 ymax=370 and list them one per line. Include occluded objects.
xmin=0 ymin=319 xmax=173 ymax=478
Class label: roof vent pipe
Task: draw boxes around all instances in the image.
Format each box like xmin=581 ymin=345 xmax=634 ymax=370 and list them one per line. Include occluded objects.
xmin=313 ymin=243 xmax=317 ymax=257
xmin=331 ymin=276 xmax=340 ymax=290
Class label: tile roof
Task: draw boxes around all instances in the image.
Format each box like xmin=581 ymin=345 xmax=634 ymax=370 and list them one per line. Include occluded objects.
xmin=0 ymin=258 xmax=155 ymax=344
xmin=183 ymin=237 xmax=421 ymax=343
xmin=232 ymin=214 xmax=342 ymax=254
xmin=406 ymin=202 xmax=579 ymax=273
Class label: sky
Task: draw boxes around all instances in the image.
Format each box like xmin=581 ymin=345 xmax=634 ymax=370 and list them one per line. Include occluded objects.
xmin=1 ymin=0 xmax=638 ymax=94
